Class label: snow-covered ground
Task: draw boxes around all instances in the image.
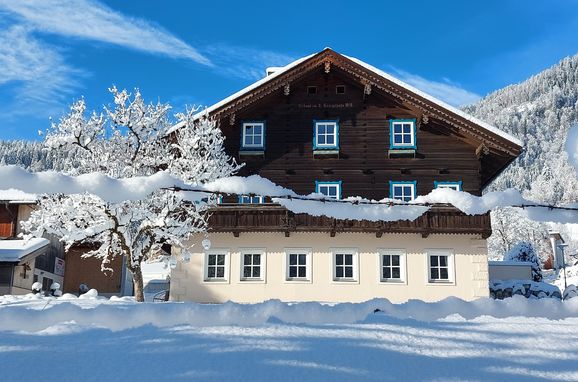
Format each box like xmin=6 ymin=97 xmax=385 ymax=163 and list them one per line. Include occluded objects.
xmin=2 ymin=294 xmax=578 ymax=381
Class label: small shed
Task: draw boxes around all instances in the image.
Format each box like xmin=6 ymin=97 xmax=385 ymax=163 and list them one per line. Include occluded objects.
xmin=0 ymin=238 xmax=50 ymax=295
xmin=488 ymin=261 xmax=533 ymax=281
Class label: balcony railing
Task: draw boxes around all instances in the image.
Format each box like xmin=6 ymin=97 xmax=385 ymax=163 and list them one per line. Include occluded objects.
xmin=207 ymin=203 xmax=491 ymax=238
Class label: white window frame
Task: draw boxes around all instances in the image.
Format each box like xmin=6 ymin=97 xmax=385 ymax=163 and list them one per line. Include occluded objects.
xmin=284 ymin=248 xmax=312 ymax=283
xmin=332 ymin=248 xmax=359 ymax=283
xmin=239 ymin=248 xmax=266 ymax=283
xmin=314 ymin=121 xmax=338 ymax=149
xmin=239 ymin=195 xmax=265 ymax=204
xmin=390 ymin=182 xmax=416 ymax=202
xmin=390 ymin=120 xmax=416 ymax=148
xmin=378 ymin=249 xmax=406 ymax=283
xmin=241 ymin=122 xmax=265 ymax=149
xmin=203 ymin=249 xmax=230 ymax=283
xmin=426 ymin=249 xmax=455 ymax=284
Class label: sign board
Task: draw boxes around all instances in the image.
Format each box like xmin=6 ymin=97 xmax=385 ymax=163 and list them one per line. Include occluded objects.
xmin=54 ymin=257 xmax=65 ymax=277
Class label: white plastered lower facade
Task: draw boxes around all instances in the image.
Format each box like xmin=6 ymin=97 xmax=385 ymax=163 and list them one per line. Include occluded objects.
xmin=170 ymin=232 xmax=489 ymax=303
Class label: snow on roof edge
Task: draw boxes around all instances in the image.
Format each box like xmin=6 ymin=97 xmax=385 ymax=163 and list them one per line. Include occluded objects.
xmin=342 ymin=54 xmax=523 ymax=147
xmin=0 ymin=238 xmax=50 ymax=262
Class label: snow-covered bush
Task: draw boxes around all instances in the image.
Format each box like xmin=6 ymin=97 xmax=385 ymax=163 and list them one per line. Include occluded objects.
xmin=490 ymin=280 xmax=561 ymax=299
xmin=21 ymin=87 xmax=242 ymax=302
xmin=504 ymin=241 xmax=543 ymax=281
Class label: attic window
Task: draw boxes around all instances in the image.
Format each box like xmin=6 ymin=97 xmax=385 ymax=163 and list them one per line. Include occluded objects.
xmin=336 ymin=85 xmax=346 ymax=94
xmin=307 ymin=86 xmax=317 ymax=95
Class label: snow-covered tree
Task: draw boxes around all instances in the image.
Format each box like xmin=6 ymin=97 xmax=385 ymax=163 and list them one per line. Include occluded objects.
xmin=504 ymin=242 xmax=543 ymax=282
xmin=21 ymin=87 xmax=241 ymax=301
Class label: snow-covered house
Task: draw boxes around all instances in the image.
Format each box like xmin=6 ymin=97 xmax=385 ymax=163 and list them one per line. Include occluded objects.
xmin=0 ymin=191 xmax=129 ymax=296
xmin=170 ymin=48 xmax=522 ymax=303
xmin=0 ymin=191 xmax=54 ymax=294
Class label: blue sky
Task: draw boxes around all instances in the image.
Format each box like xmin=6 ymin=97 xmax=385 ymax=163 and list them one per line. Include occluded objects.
xmin=1 ymin=0 xmax=578 ymax=140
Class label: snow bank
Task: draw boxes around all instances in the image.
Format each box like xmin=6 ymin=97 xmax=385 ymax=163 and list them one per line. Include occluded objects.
xmin=2 ymin=295 xmax=578 ymax=333
xmin=3 ymin=165 xmax=578 ymax=223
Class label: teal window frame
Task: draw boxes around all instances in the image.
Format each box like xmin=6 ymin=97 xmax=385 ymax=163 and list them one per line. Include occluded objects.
xmin=434 ymin=181 xmax=462 ymax=191
xmin=241 ymin=121 xmax=266 ymax=150
xmin=390 ymin=119 xmax=417 ymax=149
xmin=313 ymin=120 xmax=339 ymax=150
xmin=238 ymin=195 xmax=264 ymax=204
xmin=389 ymin=181 xmax=417 ymax=202
xmin=315 ymin=181 xmax=342 ymax=200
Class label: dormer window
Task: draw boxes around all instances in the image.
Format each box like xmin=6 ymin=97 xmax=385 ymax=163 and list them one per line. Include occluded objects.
xmin=313 ymin=120 xmax=339 ymax=150
xmin=241 ymin=122 xmax=265 ymax=150
xmin=390 ymin=119 xmax=416 ymax=149
xmin=316 ymin=181 xmax=342 ymax=200
xmin=389 ymin=181 xmax=416 ymax=202
xmin=434 ymin=181 xmax=462 ymax=191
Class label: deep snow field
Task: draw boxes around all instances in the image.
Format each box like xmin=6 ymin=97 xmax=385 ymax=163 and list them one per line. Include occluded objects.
xmin=1 ymin=294 xmax=578 ymax=382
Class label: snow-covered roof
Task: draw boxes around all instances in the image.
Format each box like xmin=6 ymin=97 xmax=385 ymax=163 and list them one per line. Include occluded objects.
xmin=0 ymin=188 xmax=37 ymax=203
xmin=0 ymin=238 xmax=49 ymax=263
xmin=488 ymin=261 xmax=533 ymax=267
xmin=176 ymin=48 xmax=521 ymax=148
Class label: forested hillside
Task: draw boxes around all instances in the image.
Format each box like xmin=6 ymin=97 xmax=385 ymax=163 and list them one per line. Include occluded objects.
xmin=465 ymin=54 xmax=578 ymax=257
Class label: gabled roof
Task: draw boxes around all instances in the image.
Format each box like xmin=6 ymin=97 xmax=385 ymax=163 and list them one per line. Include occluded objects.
xmin=190 ymin=48 xmax=522 ymax=156
xmin=0 ymin=189 xmax=37 ymax=204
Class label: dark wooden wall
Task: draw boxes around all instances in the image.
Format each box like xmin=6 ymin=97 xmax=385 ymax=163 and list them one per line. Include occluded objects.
xmin=218 ymin=67 xmax=481 ymax=201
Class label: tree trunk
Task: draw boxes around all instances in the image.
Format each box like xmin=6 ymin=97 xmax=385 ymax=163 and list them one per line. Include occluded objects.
xmin=132 ymin=265 xmax=145 ymax=302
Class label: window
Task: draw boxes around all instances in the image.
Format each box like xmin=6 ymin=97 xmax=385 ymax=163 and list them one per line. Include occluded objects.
xmin=239 ymin=195 xmax=264 ymax=204
xmin=434 ymin=181 xmax=462 ymax=191
xmin=240 ymin=249 xmax=266 ymax=281
xmin=428 ymin=250 xmax=454 ymax=283
xmin=313 ymin=120 xmax=339 ymax=150
xmin=379 ymin=250 xmax=405 ymax=282
xmin=241 ymin=122 xmax=265 ymax=149
xmin=307 ymin=86 xmax=317 ymax=95
xmin=390 ymin=119 xmax=416 ymax=149
xmin=333 ymin=249 xmax=358 ymax=282
xmin=316 ymin=181 xmax=341 ymax=200
xmin=336 ymin=85 xmax=346 ymax=94
xmin=286 ymin=249 xmax=311 ymax=281
xmin=389 ymin=181 xmax=416 ymax=202
xmin=204 ymin=251 xmax=229 ymax=282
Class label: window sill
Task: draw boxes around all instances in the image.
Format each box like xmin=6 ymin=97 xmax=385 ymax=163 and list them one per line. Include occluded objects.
xmin=203 ymin=279 xmax=230 ymax=284
xmin=332 ymin=279 xmax=359 ymax=284
xmin=427 ymin=280 xmax=455 ymax=286
xmin=388 ymin=149 xmax=416 ymax=158
xmin=313 ymin=149 xmax=339 ymax=157
xmin=239 ymin=278 xmax=266 ymax=284
xmin=379 ymin=279 xmax=407 ymax=284
xmin=284 ymin=278 xmax=312 ymax=284
xmin=239 ymin=150 xmax=264 ymax=157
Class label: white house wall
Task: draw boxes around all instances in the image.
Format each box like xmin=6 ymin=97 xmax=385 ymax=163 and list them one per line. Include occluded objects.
xmin=170 ymin=232 xmax=489 ymax=303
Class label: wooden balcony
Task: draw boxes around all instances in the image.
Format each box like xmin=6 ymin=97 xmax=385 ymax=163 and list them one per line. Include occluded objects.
xmin=207 ymin=204 xmax=492 ymax=238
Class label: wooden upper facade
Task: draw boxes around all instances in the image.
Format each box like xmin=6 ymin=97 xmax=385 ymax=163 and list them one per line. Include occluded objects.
xmin=198 ymin=48 xmax=522 ymax=235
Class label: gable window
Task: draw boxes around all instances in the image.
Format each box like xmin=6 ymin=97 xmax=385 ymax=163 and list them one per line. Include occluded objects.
xmin=390 ymin=119 xmax=416 ymax=149
xmin=336 ymin=85 xmax=346 ymax=94
xmin=316 ymin=181 xmax=341 ymax=200
xmin=379 ymin=249 xmax=406 ymax=283
xmin=313 ymin=120 xmax=339 ymax=150
xmin=434 ymin=181 xmax=462 ymax=191
xmin=239 ymin=195 xmax=264 ymax=204
xmin=307 ymin=86 xmax=317 ymax=95
xmin=240 ymin=249 xmax=266 ymax=281
xmin=427 ymin=250 xmax=454 ymax=283
xmin=389 ymin=181 xmax=416 ymax=202
xmin=204 ymin=251 xmax=229 ymax=282
xmin=333 ymin=249 xmax=358 ymax=282
xmin=286 ymin=249 xmax=311 ymax=281
xmin=241 ymin=122 xmax=265 ymax=150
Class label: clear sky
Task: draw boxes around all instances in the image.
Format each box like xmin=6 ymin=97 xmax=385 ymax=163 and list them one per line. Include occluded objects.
xmin=1 ymin=0 xmax=578 ymax=140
